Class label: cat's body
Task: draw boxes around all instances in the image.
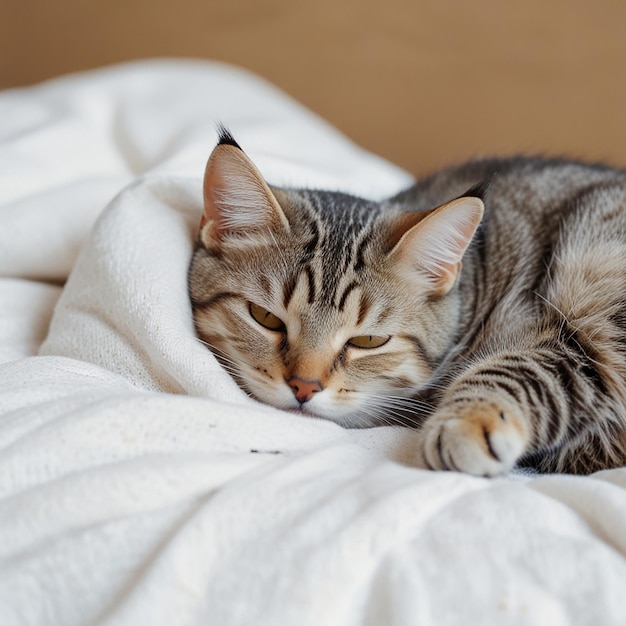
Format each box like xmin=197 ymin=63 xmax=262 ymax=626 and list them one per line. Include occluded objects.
xmin=189 ymin=130 xmax=626 ymax=475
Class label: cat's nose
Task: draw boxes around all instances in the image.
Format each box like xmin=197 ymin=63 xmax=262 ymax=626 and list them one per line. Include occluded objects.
xmin=287 ymin=376 xmax=323 ymax=404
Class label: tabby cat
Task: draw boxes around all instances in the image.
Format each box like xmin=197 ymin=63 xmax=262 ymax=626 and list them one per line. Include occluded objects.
xmin=188 ymin=128 xmax=626 ymax=476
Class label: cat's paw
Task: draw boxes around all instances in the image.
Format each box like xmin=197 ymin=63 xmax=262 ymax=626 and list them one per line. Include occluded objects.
xmin=421 ymin=400 xmax=529 ymax=476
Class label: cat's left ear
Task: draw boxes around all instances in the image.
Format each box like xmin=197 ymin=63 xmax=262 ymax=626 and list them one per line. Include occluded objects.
xmin=199 ymin=128 xmax=289 ymax=247
xmin=389 ymin=195 xmax=484 ymax=295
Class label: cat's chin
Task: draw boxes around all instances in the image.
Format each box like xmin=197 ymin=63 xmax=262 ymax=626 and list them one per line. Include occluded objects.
xmin=246 ymin=383 xmax=384 ymax=427
xmin=282 ymin=403 xmax=380 ymax=429
xmin=278 ymin=403 xmax=346 ymax=423
xmin=286 ymin=406 xmax=321 ymax=419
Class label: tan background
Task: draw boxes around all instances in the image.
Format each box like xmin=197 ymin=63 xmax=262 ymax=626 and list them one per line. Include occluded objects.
xmin=2 ymin=0 xmax=626 ymax=174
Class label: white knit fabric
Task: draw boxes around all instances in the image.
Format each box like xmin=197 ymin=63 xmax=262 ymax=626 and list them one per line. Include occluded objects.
xmin=1 ymin=60 xmax=625 ymax=626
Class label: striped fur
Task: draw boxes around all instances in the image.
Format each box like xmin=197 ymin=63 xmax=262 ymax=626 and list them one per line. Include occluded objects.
xmin=189 ymin=132 xmax=626 ymax=476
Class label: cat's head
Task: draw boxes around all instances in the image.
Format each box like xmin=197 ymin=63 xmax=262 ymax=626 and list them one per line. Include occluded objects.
xmin=189 ymin=129 xmax=483 ymax=426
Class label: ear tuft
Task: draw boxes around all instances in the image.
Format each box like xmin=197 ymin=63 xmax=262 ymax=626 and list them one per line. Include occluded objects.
xmin=216 ymin=124 xmax=243 ymax=150
xmin=199 ymin=132 xmax=289 ymax=247
xmin=390 ymin=196 xmax=484 ymax=295
xmin=462 ymin=177 xmax=492 ymax=202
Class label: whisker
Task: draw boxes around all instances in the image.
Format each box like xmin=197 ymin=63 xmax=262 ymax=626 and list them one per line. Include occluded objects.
xmin=357 ymin=392 xmax=435 ymax=413
xmin=347 ymin=390 xmax=433 ymax=429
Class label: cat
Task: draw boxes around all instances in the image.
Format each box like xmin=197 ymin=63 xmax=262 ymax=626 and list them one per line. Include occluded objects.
xmin=188 ymin=127 xmax=626 ymax=476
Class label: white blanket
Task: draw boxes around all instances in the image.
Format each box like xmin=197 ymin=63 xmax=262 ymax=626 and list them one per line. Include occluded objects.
xmin=1 ymin=59 xmax=625 ymax=626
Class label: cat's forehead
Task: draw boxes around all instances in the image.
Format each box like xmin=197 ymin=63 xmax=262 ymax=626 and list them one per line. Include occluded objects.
xmin=279 ymin=190 xmax=390 ymax=270
xmin=279 ymin=257 xmax=392 ymax=336
xmin=268 ymin=190 xmax=397 ymax=309
xmin=281 ymin=188 xmax=382 ymax=230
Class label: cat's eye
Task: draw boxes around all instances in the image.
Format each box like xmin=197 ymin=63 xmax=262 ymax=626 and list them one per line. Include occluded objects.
xmin=347 ymin=335 xmax=390 ymax=349
xmin=249 ymin=302 xmax=285 ymax=331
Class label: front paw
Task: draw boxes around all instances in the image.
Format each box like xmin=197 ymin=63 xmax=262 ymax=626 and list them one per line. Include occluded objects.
xmin=421 ymin=400 xmax=529 ymax=476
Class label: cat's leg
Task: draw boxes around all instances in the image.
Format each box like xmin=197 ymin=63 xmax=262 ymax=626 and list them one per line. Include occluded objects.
xmin=420 ymin=337 xmax=626 ymax=475
xmin=420 ymin=363 xmax=532 ymax=476
xmin=419 ymin=347 xmax=575 ymax=476
xmin=420 ymin=389 xmax=530 ymax=476
xmin=419 ymin=184 xmax=626 ymax=476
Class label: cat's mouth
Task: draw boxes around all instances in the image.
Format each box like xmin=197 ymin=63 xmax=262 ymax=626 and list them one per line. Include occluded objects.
xmin=245 ymin=379 xmax=387 ymax=427
xmin=286 ymin=406 xmax=322 ymax=418
xmin=283 ymin=400 xmax=377 ymax=428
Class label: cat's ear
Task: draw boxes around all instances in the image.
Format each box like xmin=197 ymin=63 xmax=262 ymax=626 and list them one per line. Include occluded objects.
xmin=199 ymin=128 xmax=289 ymax=246
xmin=389 ymin=196 xmax=484 ymax=295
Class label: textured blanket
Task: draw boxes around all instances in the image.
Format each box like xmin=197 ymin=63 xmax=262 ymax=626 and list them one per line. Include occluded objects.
xmin=1 ymin=59 xmax=625 ymax=626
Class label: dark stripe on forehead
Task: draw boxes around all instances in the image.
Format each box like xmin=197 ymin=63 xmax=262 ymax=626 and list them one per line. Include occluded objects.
xmin=282 ymin=274 xmax=297 ymax=310
xmin=304 ymin=265 xmax=316 ymax=304
xmin=339 ymin=238 xmax=355 ymax=275
xmin=304 ymin=229 xmax=319 ymax=259
xmin=353 ymin=231 xmax=374 ymax=274
xmin=303 ymin=211 xmax=321 ymax=259
xmin=337 ymin=280 xmax=359 ymax=311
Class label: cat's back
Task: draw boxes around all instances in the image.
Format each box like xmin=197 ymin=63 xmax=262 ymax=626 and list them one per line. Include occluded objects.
xmin=398 ymin=156 xmax=626 ymax=281
xmin=397 ymin=155 xmax=626 ymax=220
xmin=399 ymin=156 xmax=626 ymax=355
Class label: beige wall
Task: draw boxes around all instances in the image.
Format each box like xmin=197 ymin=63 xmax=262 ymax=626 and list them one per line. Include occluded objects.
xmin=2 ymin=0 xmax=626 ymax=174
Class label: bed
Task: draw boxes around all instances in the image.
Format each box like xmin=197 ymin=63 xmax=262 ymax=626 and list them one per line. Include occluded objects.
xmin=1 ymin=59 xmax=625 ymax=626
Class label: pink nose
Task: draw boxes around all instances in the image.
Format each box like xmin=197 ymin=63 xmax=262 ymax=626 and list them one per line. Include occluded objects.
xmin=287 ymin=377 xmax=323 ymax=404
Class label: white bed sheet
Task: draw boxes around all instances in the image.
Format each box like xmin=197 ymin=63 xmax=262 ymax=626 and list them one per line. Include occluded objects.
xmin=1 ymin=59 xmax=625 ymax=626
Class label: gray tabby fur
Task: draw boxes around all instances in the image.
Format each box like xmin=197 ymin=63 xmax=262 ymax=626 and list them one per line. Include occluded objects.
xmin=189 ymin=130 xmax=626 ymax=476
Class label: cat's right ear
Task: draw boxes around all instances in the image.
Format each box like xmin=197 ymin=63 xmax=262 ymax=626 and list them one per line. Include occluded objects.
xmin=199 ymin=129 xmax=289 ymax=248
xmin=388 ymin=195 xmax=484 ymax=295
